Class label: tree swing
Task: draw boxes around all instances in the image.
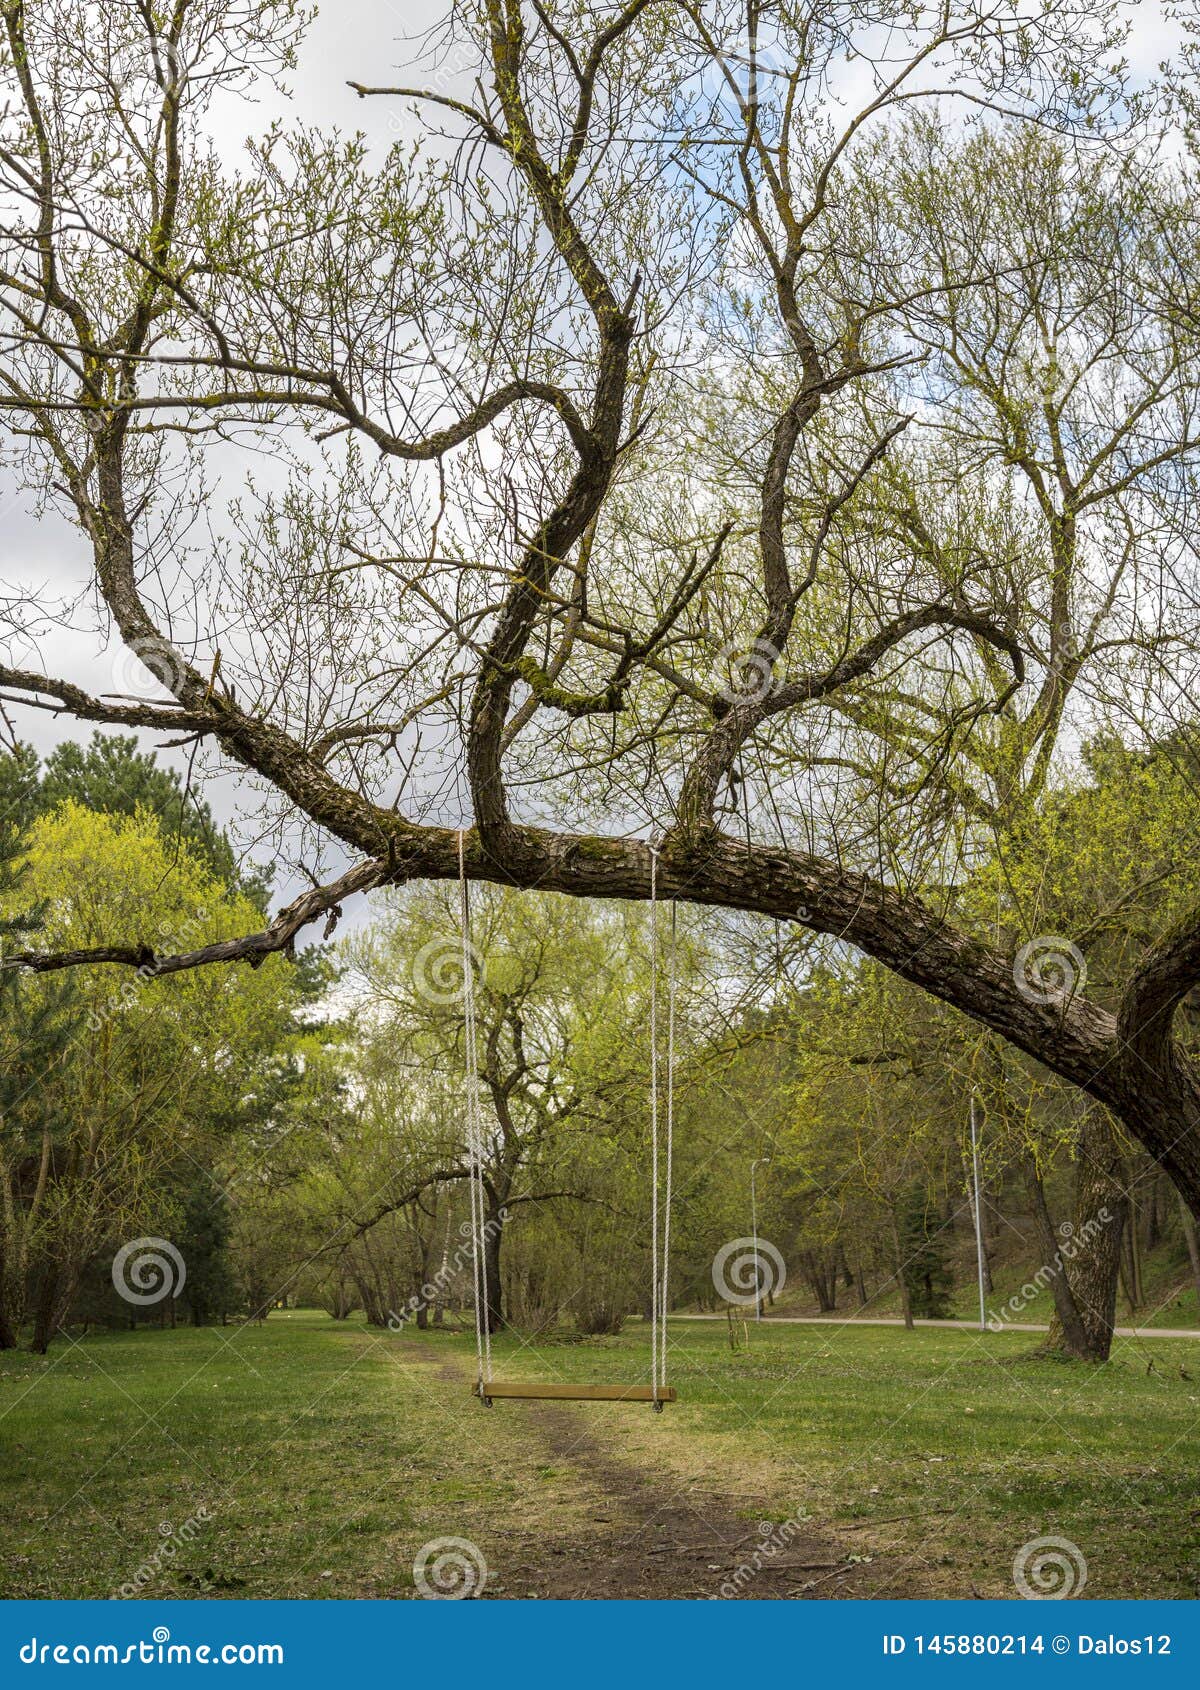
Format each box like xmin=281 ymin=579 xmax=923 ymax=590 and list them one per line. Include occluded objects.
xmin=458 ymin=835 xmax=677 ymax=1410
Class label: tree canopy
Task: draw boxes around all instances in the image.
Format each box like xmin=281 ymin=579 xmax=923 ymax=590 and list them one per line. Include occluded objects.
xmin=5 ymin=3 xmax=1200 ymax=1222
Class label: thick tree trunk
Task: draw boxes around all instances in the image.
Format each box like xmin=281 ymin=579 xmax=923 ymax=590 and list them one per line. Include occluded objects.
xmin=1036 ymin=1109 xmax=1128 ymax=1363
xmin=483 ymin=1203 xmax=504 ymax=1335
xmin=29 ymin=1263 xmax=71 ymax=1355
xmin=1065 ymin=1119 xmax=1128 ymax=1358
xmin=1025 ymin=1158 xmax=1092 ymax=1358
xmin=25 ymin=798 xmax=1200 ymax=1228
xmin=889 ymin=1209 xmax=914 ymax=1330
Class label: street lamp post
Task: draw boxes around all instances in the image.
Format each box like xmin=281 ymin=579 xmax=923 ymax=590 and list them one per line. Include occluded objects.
xmin=750 ymin=1157 xmax=771 ymax=1322
xmin=969 ymin=1094 xmax=987 ymax=1332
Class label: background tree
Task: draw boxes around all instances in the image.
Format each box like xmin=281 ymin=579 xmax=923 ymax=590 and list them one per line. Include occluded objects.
xmin=0 ymin=798 xmax=303 ymax=1349
xmin=11 ymin=2 xmax=1200 ymax=1253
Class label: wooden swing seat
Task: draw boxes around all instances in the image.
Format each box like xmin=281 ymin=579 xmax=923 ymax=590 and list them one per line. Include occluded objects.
xmin=475 ymin=1381 xmax=677 ymax=1404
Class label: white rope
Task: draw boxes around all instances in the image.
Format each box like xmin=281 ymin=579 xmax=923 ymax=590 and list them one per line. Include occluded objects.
xmin=661 ymin=898 xmax=676 ymax=1392
xmin=458 ymin=830 xmax=491 ymax=1392
xmin=649 ymin=851 xmax=660 ymax=1403
xmin=648 ymin=848 xmax=676 ymax=1403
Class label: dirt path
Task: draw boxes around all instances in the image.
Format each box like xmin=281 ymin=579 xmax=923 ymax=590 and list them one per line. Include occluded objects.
xmin=400 ymin=1341 xmax=898 ymax=1599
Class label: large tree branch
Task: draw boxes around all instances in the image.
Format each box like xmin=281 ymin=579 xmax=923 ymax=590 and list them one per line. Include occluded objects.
xmin=678 ymin=601 xmax=1025 ymax=829
xmin=1117 ymin=909 xmax=1200 ymax=1070
xmin=3 ymin=815 xmax=1119 ymax=1106
xmin=0 ymin=665 xmax=219 ymax=734
xmin=4 ymin=858 xmax=386 ymax=976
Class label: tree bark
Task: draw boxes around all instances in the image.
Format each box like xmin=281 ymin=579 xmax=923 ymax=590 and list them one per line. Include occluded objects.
xmin=1144 ymin=1172 xmax=1162 ymax=1253
xmin=29 ymin=1262 xmax=69 ymax=1355
xmin=20 ymin=803 xmax=1200 ymax=1227
xmin=0 ymin=1235 xmax=18 ymax=1348
xmin=889 ymin=1209 xmax=915 ymax=1330
xmin=1064 ymin=1113 xmax=1128 ymax=1359
xmin=1035 ymin=1109 xmax=1129 ymax=1363
xmin=483 ymin=1202 xmax=504 ymax=1335
xmin=1024 ymin=1157 xmax=1092 ymax=1359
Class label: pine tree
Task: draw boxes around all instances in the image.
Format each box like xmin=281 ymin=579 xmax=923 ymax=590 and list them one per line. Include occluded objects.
xmin=899 ymin=1186 xmax=954 ymax=1320
xmin=177 ymin=1178 xmax=237 ymax=1326
xmin=0 ymin=782 xmax=79 ymax=1347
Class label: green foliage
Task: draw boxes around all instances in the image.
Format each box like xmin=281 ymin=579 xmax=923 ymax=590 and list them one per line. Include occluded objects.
xmin=37 ymin=733 xmax=272 ymax=909
xmin=898 ymin=1186 xmax=955 ymax=1318
xmin=177 ymin=1179 xmax=237 ymax=1327
xmin=0 ymin=791 xmax=306 ymax=1348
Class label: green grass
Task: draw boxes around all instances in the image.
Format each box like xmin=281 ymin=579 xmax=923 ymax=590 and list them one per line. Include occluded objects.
xmin=0 ymin=1313 xmax=568 ymax=1600
xmin=479 ymin=1317 xmax=1200 ymax=1595
xmin=2 ymin=1311 xmax=1199 ymax=1599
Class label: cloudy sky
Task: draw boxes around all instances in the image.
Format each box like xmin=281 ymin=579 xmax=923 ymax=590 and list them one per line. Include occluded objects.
xmin=0 ymin=0 xmax=1181 ymax=908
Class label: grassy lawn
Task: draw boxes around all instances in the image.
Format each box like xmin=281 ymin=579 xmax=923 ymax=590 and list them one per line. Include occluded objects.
xmin=2 ymin=1311 xmax=1198 ymax=1599
xmin=0 ymin=1313 xmax=580 ymax=1601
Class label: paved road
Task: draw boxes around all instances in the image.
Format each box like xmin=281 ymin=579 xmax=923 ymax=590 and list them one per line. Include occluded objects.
xmin=676 ymin=1313 xmax=1200 ymax=1339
